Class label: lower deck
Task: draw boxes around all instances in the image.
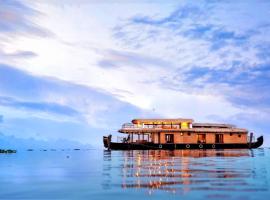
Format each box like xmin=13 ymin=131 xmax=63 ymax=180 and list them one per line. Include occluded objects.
xmin=106 ymin=135 xmax=263 ymax=150
xmin=121 ymin=132 xmax=248 ymax=145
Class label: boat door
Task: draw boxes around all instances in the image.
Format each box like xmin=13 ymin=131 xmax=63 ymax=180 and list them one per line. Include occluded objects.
xmin=197 ymin=134 xmax=206 ymax=144
xmin=165 ymin=134 xmax=174 ymax=143
xmin=215 ymin=134 xmax=224 ymax=143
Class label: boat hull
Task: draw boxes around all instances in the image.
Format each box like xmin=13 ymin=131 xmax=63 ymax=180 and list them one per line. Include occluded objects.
xmin=104 ymin=136 xmax=263 ymax=150
xmin=0 ymin=149 xmax=17 ymax=153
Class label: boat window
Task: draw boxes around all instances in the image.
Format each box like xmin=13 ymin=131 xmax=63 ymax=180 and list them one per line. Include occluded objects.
xmin=197 ymin=134 xmax=206 ymax=144
xmin=238 ymin=134 xmax=241 ymax=137
xmin=215 ymin=134 xmax=224 ymax=143
xmin=187 ymin=133 xmax=191 ymax=136
xmin=172 ymin=125 xmax=179 ymax=129
xmin=181 ymin=122 xmax=188 ymax=129
xmin=230 ymin=133 xmax=233 ymax=136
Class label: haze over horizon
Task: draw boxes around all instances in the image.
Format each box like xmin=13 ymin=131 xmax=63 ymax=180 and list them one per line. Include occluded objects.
xmin=1 ymin=0 xmax=270 ymax=147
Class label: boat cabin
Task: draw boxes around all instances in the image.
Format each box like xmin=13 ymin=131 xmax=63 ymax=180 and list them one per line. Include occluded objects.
xmin=118 ymin=118 xmax=248 ymax=144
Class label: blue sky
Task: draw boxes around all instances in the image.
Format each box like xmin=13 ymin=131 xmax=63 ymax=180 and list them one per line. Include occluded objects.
xmin=0 ymin=0 xmax=270 ymax=147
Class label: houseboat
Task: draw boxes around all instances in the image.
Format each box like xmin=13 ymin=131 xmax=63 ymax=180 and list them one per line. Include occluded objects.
xmin=103 ymin=118 xmax=263 ymax=150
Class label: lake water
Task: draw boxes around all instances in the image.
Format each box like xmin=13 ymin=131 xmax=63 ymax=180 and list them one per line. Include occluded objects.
xmin=0 ymin=148 xmax=270 ymax=200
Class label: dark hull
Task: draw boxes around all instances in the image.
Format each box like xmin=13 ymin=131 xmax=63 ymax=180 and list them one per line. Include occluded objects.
xmin=105 ymin=136 xmax=263 ymax=150
xmin=0 ymin=149 xmax=17 ymax=153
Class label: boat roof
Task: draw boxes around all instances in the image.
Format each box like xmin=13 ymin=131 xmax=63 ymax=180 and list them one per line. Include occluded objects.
xmin=192 ymin=123 xmax=236 ymax=128
xmin=119 ymin=127 xmax=248 ymax=134
xmin=132 ymin=118 xmax=194 ymax=124
xmin=119 ymin=118 xmax=247 ymax=134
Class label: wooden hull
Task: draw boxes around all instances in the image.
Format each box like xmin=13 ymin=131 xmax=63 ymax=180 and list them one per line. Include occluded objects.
xmin=104 ymin=136 xmax=263 ymax=150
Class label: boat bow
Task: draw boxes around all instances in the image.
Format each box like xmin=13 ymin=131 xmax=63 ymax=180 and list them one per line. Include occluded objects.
xmin=251 ymin=136 xmax=263 ymax=148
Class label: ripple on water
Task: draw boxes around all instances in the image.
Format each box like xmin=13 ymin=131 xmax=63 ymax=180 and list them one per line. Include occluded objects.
xmin=0 ymin=148 xmax=269 ymax=200
xmin=103 ymin=149 xmax=270 ymax=199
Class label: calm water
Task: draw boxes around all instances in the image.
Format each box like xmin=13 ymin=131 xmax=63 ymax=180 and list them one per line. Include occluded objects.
xmin=0 ymin=149 xmax=270 ymax=200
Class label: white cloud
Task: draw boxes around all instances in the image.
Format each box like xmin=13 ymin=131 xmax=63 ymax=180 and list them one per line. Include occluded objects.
xmin=1 ymin=0 xmax=270 ymax=137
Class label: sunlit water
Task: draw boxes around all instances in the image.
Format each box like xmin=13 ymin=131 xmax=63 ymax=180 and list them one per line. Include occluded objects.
xmin=0 ymin=149 xmax=270 ymax=200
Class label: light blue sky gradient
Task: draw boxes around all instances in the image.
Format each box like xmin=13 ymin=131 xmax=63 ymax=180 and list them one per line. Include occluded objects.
xmin=0 ymin=0 xmax=270 ymax=147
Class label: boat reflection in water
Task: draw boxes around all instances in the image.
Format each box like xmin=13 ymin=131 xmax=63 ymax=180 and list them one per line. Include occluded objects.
xmin=103 ymin=149 xmax=268 ymax=198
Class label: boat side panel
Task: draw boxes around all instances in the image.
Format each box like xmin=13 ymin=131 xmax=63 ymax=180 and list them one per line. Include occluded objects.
xmin=106 ymin=136 xmax=263 ymax=150
xmin=108 ymin=142 xmax=258 ymax=150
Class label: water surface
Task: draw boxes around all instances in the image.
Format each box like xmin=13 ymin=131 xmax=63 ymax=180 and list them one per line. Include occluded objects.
xmin=0 ymin=149 xmax=269 ymax=199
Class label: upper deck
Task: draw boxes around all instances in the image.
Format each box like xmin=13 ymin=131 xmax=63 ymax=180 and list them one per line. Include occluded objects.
xmin=119 ymin=118 xmax=248 ymax=134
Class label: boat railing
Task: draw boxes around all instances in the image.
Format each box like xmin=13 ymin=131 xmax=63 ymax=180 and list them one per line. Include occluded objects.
xmin=122 ymin=123 xmax=140 ymax=129
xmin=117 ymin=136 xmax=127 ymax=143
xmin=121 ymin=123 xmax=181 ymax=129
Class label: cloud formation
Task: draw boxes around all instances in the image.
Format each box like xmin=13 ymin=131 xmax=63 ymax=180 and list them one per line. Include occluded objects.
xmin=0 ymin=64 xmax=142 ymax=125
xmin=113 ymin=1 xmax=270 ymax=112
xmin=0 ymin=0 xmax=52 ymax=37
xmin=0 ymin=96 xmax=79 ymax=117
xmin=0 ymin=0 xmax=270 ymax=145
xmin=0 ymin=64 xmax=147 ymax=145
